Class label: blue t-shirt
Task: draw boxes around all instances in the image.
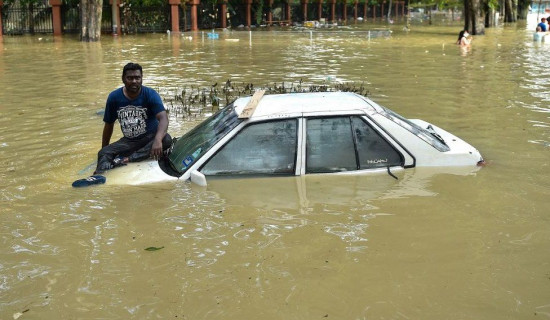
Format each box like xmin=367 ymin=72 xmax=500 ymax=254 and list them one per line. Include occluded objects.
xmin=103 ymin=86 xmax=165 ymax=140
xmin=538 ymin=22 xmax=547 ymax=32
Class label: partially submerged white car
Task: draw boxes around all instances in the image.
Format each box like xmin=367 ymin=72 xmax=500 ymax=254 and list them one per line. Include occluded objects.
xmin=105 ymin=91 xmax=484 ymax=186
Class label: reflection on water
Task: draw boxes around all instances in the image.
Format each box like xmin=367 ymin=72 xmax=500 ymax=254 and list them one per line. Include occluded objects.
xmin=1 ymin=22 xmax=550 ymax=319
xmin=520 ymin=28 xmax=550 ymax=148
xmin=204 ymin=166 xmax=481 ymax=211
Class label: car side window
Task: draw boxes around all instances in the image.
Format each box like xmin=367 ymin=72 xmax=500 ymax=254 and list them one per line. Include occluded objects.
xmin=351 ymin=117 xmax=403 ymax=169
xmin=201 ymin=119 xmax=297 ymax=176
xmin=306 ymin=117 xmax=357 ymax=173
xmin=305 ymin=116 xmax=403 ymax=174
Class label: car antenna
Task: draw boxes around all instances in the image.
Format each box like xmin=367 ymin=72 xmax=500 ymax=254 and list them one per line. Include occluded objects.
xmin=238 ymin=90 xmax=266 ymax=119
xmin=387 ymin=166 xmax=398 ymax=180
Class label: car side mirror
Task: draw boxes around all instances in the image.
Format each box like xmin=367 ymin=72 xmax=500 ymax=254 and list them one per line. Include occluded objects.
xmin=190 ymin=170 xmax=207 ymax=187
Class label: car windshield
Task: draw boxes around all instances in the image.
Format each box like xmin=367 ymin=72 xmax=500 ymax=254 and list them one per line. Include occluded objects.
xmin=380 ymin=107 xmax=451 ymax=152
xmin=168 ymin=102 xmax=243 ymax=174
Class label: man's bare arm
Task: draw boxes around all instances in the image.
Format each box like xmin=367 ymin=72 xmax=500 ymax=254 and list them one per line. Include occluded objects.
xmin=102 ymin=122 xmax=115 ymax=148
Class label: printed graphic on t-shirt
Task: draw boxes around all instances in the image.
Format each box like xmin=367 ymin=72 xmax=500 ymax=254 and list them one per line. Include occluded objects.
xmin=118 ymin=105 xmax=148 ymax=138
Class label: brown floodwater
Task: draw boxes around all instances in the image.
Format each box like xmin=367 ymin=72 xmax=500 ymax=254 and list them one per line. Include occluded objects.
xmin=1 ymin=20 xmax=549 ymax=319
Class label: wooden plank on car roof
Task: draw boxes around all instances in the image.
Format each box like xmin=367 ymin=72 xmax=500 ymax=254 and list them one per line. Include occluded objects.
xmin=238 ymin=90 xmax=265 ymax=119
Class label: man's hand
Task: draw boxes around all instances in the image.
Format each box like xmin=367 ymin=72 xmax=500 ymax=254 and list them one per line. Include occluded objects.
xmin=150 ymin=139 xmax=163 ymax=159
xmin=152 ymin=110 xmax=169 ymax=160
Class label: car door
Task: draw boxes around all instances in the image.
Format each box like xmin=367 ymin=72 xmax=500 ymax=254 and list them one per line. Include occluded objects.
xmin=303 ymin=116 xmax=404 ymax=174
xmin=199 ymin=118 xmax=299 ymax=176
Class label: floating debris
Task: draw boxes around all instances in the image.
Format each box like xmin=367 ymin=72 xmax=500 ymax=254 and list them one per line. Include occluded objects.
xmin=144 ymin=246 xmax=165 ymax=251
xmin=163 ymin=79 xmax=370 ymax=121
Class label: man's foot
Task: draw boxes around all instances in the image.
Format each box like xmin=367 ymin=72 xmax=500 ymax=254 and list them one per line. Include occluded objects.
xmin=112 ymin=156 xmax=129 ymax=168
xmin=94 ymin=161 xmax=113 ymax=174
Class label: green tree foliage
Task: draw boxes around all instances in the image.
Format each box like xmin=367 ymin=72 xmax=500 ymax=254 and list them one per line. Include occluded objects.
xmin=408 ymin=0 xmax=462 ymax=10
xmin=4 ymin=0 xmax=42 ymax=5
xmin=63 ymin=0 xmax=80 ymax=6
xmin=126 ymin=0 xmax=166 ymax=7
xmin=254 ymin=0 xmax=263 ymax=25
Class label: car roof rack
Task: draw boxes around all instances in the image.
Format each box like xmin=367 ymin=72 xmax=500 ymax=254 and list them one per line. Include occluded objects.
xmin=238 ymin=89 xmax=266 ymax=119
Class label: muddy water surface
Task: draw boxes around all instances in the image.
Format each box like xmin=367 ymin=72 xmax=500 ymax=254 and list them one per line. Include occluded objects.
xmin=1 ymin=21 xmax=549 ymax=319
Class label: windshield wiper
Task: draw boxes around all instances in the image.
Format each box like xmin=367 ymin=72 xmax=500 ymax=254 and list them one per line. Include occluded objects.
xmin=426 ymin=124 xmax=446 ymax=145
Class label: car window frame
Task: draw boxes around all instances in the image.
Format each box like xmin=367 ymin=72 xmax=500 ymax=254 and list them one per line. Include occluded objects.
xmin=350 ymin=116 xmax=405 ymax=169
xmin=361 ymin=113 xmax=417 ymax=168
xmin=198 ymin=118 xmax=300 ymax=177
xmin=303 ymin=115 xmax=405 ymax=174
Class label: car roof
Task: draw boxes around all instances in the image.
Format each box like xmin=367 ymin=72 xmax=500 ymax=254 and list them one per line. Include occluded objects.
xmin=233 ymin=92 xmax=384 ymax=119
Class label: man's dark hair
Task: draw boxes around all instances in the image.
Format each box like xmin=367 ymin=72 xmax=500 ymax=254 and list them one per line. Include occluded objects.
xmin=122 ymin=63 xmax=143 ymax=77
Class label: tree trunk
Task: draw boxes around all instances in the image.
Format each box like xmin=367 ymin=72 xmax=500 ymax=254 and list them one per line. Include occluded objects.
xmin=386 ymin=0 xmax=392 ymax=22
xmin=464 ymin=0 xmax=485 ymax=35
xmin=517 ymin=0 xmax=529 ymax=19
xmin=80 ymin=0 xmax=103 ymax=41
xmin=504 ymin=0 xmax=516 ymax=22
xmin=29 ymin=3 xmax=34 ymax=34
xmin=404 ymin=0 xmax=410 ymax=27
xmin=486 ymin=6 xmax=499 ymax=26
xmin=183 ymin=3 xmax=187 ymax=30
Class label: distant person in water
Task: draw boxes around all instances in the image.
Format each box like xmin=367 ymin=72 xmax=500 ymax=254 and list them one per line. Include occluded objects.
xmin=94 ymin=62 xmax=172 ymax=174
xmin=537 ymin=18 xmax=548 ymax=32
xmin=534 ymin=26 xmax=545 ymax=42
xmin=456 ymin=29 xmax=472 ymax=47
